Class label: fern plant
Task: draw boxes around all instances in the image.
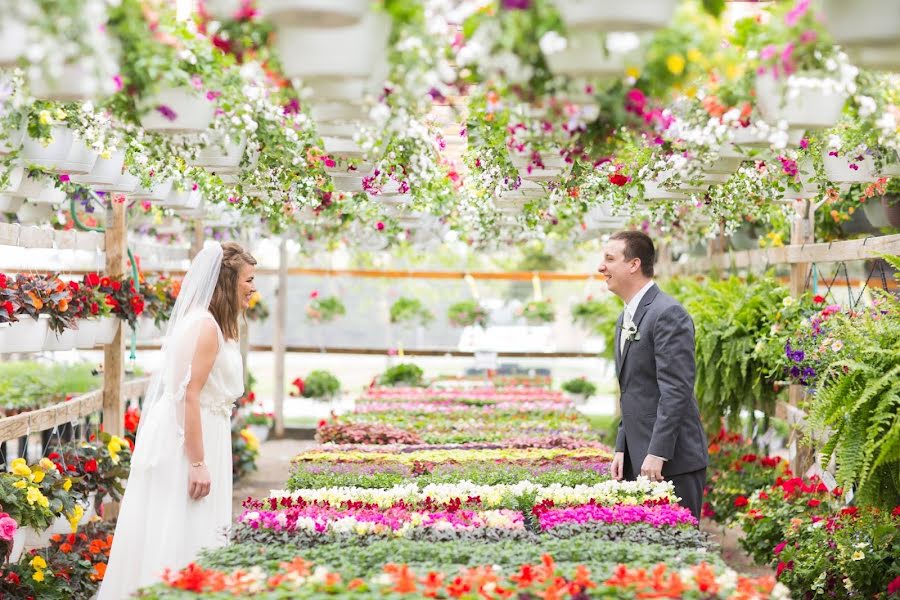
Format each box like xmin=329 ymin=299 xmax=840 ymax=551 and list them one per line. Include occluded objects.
xmin=804 ymin=257 xmax=900 ymax=508
xmin=570 ymin=296 xmax=623 ymax=361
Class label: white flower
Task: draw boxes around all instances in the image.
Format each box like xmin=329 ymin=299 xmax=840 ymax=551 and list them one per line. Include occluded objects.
xmin=856 ymin=95 xmax=877 ymax=118
xmin=539 ymin=31 xmax=567 ymax=56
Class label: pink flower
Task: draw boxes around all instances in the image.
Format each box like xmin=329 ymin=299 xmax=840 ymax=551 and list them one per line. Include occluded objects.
xmin=59 ymin=174 xmax=71 ymax=183
xmin=800 ymin=30 xmax=817 ymax=44
xmin=800 ymin=138 xmax=809 ymax=150
xmin=112 ymin=74 xmax=123 ymax=92
xmin=0 ymin=513 xmax=16 ymax=541
xmin=760 ymin=44 xmax=778 ymax=62
xmin=376 ymin=222 xmax=385 ymax=231
xmin=774 ymin=541 xmax=787 ymax=554
xmin=785 ymin=0 xmax=810 ymax=26
xmin=155 ymin=104 xmax=178 ymax=121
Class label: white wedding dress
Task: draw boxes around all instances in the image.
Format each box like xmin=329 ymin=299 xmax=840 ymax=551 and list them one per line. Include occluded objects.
xmin=98 ymin=313 xmax=243 ymax=600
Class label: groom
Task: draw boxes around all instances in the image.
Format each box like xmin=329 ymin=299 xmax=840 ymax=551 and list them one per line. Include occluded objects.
xmin=598 ymin=231 xmax=708 ymax=521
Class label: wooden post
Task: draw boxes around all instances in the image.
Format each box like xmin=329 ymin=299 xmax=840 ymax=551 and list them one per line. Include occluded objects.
xmin=190 ymin=221 xmax=204 ymax=259
xmin=272 ymin=236 xmax=288 ymax=437
xmin=102 ymin=200 xmax=126 ymax=436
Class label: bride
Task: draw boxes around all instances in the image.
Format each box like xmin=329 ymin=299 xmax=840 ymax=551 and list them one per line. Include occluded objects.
xmin=98 ymin=241 xmax=257 ymax=599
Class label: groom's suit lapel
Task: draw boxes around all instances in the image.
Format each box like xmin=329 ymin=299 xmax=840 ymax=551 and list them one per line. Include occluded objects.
xmin=616 ymin=284 xmax=660 ymax=380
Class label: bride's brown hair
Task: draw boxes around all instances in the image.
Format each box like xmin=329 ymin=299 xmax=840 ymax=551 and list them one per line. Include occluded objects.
xmin=209 ymin=242 xmax=257 ymax=341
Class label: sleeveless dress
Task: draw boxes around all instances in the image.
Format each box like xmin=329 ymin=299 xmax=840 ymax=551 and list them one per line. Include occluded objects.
xmin=98 ymin=321 xmax=243 ymax=599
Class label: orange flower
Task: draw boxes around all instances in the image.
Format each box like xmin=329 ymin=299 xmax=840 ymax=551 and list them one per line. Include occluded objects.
xmin=26 ymin=291 xmax=43 ymax=310
xmin=573 ymin=565 xmax=596 ymax=590
xmin=420 ymin=572 xmax=445 ymax=597
xmin=280 ymin=557 xmax=311 ymax=576
xmin=384 ymin=563 xmax=418 ymax=594
xmin=324 ymin=572 xmax=342 ymax=587
xmin=60 ymin=543 xmax=73 ymax=553
xmin=90 ymin=563 xmax=107 ymax=581
xmin=446 ymin=575 xmax=471 ymax=598
xmin=693 ymin=563 xmax=720 ymax=593
xmin=510 ymin=564 xmax=537 ymax=588
xmin=57 ymin=299 xmax=69 ymax=313
xmin=348 ymin=578 xmax=365 ymax=590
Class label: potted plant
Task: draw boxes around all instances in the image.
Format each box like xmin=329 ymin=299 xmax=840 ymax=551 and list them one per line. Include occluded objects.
xmin=246 ymin=291 xmax=269 ymax=322
xmin=378 ymin=363 xmax=424 ymax=387
xmin=561 ymin=376 xmax=598 ymax=405
xmin=298 ymin=369 xmax=341 ymax=401
xmin=77 ymin=272 xmax=119 ymax=346
xmin=521 ymin=299 xmax=555 ymax=325
xmin=244 ymin=411 xmax=274 ymax=443
xmin=570 ymin=295 xmax=621 ymax=360
xmin=389 ymin=297 xmax=433 ymax=327
xmin=305 ymin=292 xmax=346 ymax=324
xmin=447 ymin=300 xmax=490 ymax=329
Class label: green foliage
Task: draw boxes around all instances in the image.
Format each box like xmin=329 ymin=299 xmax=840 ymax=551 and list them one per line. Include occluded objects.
xmin=301 ymin=370 xmax=341 ymax=400
xmin=378 ymin=363 xmax=424 ymax=387
xmin=561 ymin=377 xmax=597 ymax=398
xmin=305 ymin=296 xmax=346 ymax=324
xmin=447 ymin=300 xmax=489 ymax=328
xmin=805 ymin=287 xmax=900 ymax=509
xmin=389 ymin=297 xmax=433 ymax=326
xmin=570 ymin=296 xmax=622 ymax=360
xmin=0 ymin=362 xmax=99 ymax=415
xmin=521 ymin=299 xmax=555 ymax=324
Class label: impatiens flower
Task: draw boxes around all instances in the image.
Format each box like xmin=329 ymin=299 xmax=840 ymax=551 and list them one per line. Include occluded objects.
xmin=59 ymin=174 xmax=71 ymax=183
xmin=155 ymin=104 xmax=178 ymax=121
xmin=376 ymin=222 xmax=385 ymax=231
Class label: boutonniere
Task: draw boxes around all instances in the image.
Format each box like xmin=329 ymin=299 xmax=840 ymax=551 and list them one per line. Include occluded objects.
xmin=621 ymin=323 xmax=641 ymax=342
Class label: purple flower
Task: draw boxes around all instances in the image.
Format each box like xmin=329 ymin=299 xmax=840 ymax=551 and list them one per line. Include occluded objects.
xmin=501 ymin=0 xmax=531 ymax=8
xmin=155 ymin=104 xmax=178 ymax=121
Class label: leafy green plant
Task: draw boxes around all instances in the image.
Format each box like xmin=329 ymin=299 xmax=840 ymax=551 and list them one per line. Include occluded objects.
xmin=521 ymin=299 xmax=555 ymax=325
xmin=389 ymin=297 xmax=434 ymax=327
xmin=561 ymin=377 xmax=597 ymax=398
xmin=570 ymin=296 xmax=623 ymax=360
xmin=804 ymin=261 xmax=900 ymax=509
xmin=447 ymin=300 xmax=489 ymax=328
xmin=305 ymin=295 xmax=346 ymax=324
xmin=301 ymin=370 xmax=341 ymax=400
xmin=379 ymin=363 xmax=425 ymax=387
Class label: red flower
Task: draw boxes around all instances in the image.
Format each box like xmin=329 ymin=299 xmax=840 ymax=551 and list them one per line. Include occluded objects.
xmin=608 ymin=173 xmax=629 ymax=186
xmin=813 ymin=294 xmax=826 ymax=304
xmin=318 ymin=419 xmax=327 ymax=428
xmin=99 ymin=276 xmax=111 ymax=288
xmin=892 ymin=506 xmax=900 ymax=517
xmin=840 ymin=506 xmax=859 ymax=517
xmin=86 ymin=273 xmax=101 ymax=287
xmin=775 ymin=561 xmax=793 ymax=577
xmin=111 ymin=280 xmax=122 ymax=292
xmin=888 ymin=575 xmax=900 ymax=595
xmin=741 ymin=453 xmax=758 ymax=463
xmin=761 ymin=456 xmax=781 ymax=468
xmin=68 ymin=281 xmax=80 ymax=293
xmin=5 ymin=572 xmax=19 ymax=585
xmin=310 ymin=290 xmax=319 ymax=299
xmin=90 ymin=302 xmax=99 ymax=315
xmin=759 ymin=491 xmax=769 ymax=500
xmin=807 ymin=498 xmax=821 ymax=508
xmin=0 ymin=273 xmax=6 ymax=288
xmin=1 ymin=301 xmax=12 ymax=315
xmin=773 ymin=541 xmax=787 ymax=554
xmin=84 ymin=459 xmax=98 ymax=473
xmin=292 ymin=377 xmax=305 ymax=395
xmin=130 ymin=295 xmax=145 ymax=315
xmin=105 ymin=295 xmax=119 ymax=310
xmin=733 ymin=496 xmax=749 ymax=508
xmin=48 ymin=452 xmax=60 ymax=460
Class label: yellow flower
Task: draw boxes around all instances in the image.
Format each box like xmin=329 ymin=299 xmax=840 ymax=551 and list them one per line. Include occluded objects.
xmin=68 ymin=505 xmax=85 ymax=533
xmin=851 ymin=550 xmax=865 ymax=561
xmin=625 ymin=66 xmax=640 ymax=79
xmin=31 ymin=470 xmax=45 ymax=484
xmin=684 ymin=86 xmax=697 ymax=98
xmin=248 ymin=291 xmax=261 ymax=309
xmin=725 ymin=63 xmax=742 ymax=80
xmin=100 ymin=150 xmax=111 ymax=160
xmin=687 ymin=48 xmax=703 ymax=63
xmin=13 ymin=480 xmax=26 ymax=489
xmin=38 ymin=110 xmax=52 ymax=125
xmin=30 ymin=556 xmax=47 ymax=570
xmin=11 ymin=458 xmax=31 ymax=477
xmin=108 ymin=437 xmax=123 ymax=464
xmin=54 ymin=108 xmax=67 ymax=121
xmin=26 ymin=486 xmax=49 ymax=508
xmin=666 ymin=54 xmax=686 ymax=76
xmin=240 ymin=429 xmax=259 ymax=452
xmin=39 ymin=458 xmax=55 ymax=471
xmin=63 ymin=478 xmax=72 ymax=492
xmin=782 ymin=297 xmax=795 ymax=308
xmin=32 ymin=570 xmax=44 ymax=582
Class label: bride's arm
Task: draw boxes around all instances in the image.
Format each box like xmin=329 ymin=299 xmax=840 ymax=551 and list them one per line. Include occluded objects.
xmin=183 ymin=319 xmax=219 ymax=499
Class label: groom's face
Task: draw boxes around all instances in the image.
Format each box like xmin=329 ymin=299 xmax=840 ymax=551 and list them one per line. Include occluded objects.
xmin=598 ymin=240 xmax=639 ymax=296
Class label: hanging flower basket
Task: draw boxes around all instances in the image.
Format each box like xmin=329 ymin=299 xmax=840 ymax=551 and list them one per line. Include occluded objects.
xmin=883 ymin=195 xmax=900 ymax=228
xmin=0 ymin=315 xmax=50 ymax=353
xmin=72 ymin=149 xmax=127 ymax=188
xmin=74 ymin=319 xmax=98 ymax=348
xmin=260 ymin=0 xmax=369 ymax=28
xmin=0 ymin=195 xmax=23 ymax=213
xmin=544 ymin=31 xmax=636 ymax=78
xmin=60 ymin=137 xmax=99 ymax=175
xmin=27 ymin=59 xmax=116 ymax=101
xmin=92 ymin=316 xmax=119 ymax=345
xmin=16 ymin=200 xmax=55 ymax=223
xmin=755 ymin=72 xmax=848 ymax=131
xmin=0 ymin=126 xmax=24 ymax=155
xmin=195 ymin=134 xmax=247 ymax=172
xmin=823 ymin=152 xmax=877 ymax=183
xmin=551 ymin=0 xmax=678 ymax=32
xmin=323 ymin=136 xmax=366 ymax=160
xmin=275 ymin=12 xmax=390 ymax=80
xmin=21 ymin=126 xmax=76 ymax=171
xmin=139 ymin=87 xmax=216 ymax=134
xmin=311 ymin=102 xmax=368 ymax=123
xmin=12 ymin=177 xmax=66 ymax=204
xmin=0 ymin=166 xmax=25 ymax=195
xmin=43 ymin=327 xmax=77 ymax=351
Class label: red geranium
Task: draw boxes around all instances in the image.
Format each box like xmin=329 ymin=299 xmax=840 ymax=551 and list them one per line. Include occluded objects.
xmin=84 ymin=459 xmax=98 ymax=473
xmin=85 ymin=273 xmax=101 ymax=287
xmin=733 ymin=496 xmax=749 ymax=508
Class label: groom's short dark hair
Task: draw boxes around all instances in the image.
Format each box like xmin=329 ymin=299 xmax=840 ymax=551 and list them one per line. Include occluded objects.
xmin=610 ymin=231 xmax=655 ymax=277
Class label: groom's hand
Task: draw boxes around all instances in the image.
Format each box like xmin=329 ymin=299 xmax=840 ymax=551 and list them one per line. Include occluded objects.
xmin=610 ymin=452 xmax=625 ymax=481
xmin=640 ymin=455 xmax=665 ymax=482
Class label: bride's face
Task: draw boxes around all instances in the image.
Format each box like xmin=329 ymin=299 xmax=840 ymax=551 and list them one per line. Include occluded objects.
xmin=237 ymin=263 xmax=257 ymax=309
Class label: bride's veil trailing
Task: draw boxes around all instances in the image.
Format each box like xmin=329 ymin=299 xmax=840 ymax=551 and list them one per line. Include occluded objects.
xmin=132 ymin=241 xmax=223 ymax=466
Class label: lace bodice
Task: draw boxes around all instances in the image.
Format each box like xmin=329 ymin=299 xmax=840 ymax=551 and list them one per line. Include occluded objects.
xmin=198 ymin=338 xmax=244 ymax=417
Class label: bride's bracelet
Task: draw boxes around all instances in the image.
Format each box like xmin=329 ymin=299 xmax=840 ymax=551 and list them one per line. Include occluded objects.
xmin=190 ymin=461 xmax=205 ymax=468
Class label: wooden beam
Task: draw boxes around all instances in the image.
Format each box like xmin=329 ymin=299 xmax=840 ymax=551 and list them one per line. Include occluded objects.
xmin=103 ymin=200 xmax=127 ymax=436
xmin=272 ymin=236 xmax=288 ymax=438
xmin=243 ymin=344 xmax=599 ymax=358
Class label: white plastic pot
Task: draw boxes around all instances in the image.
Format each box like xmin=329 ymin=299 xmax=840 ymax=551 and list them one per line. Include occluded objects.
xmin=16 ymin=200 xmax=55 ymax=223
xmin=275 ymin=12 xmax=390 ymax=80
xmin=92 ymin=317 xmax=119 ymax=345
xmin=730 ymin=126 xmax=805 ymax=150
xmin=323 ymin=136 xmax=365 ymax=159
xmin=846 ymin=44 xmax=900 ymax=72
xmin=134 ymin=179 xmax=175 ymax=202
xmin=13 ymin=177 xmax=67 ymax=204
xmin=0 ymin=194 xmax=23 ymax=213
xmin=0 ymin=316 xmax=50 ymax=353
xmin=195 ymin=134 xmax=247 ymax=172
xmin=552 ymin=0 xmax=678 ymax=32
xmin=60 ymin=137 xmax=99 ymax=175
xmin=247 ymin=423 xmax=271 ymax=443
xmin=74 ymin=320 xmax=97 ymax=349
xmin=21 ymin=126 xmax=75 ymax=171
xmin=260 ymin=0 xmax=369 ymax=27
xmin=310 ymin=102 xmax=367 ymax=123
xmin=72 ymin=149 xmax=126 ymax=188
xmin=139 ymin=87 xmax=216 ymax=134
xmin=8 ymin=527 xmax=27 ymax=563
xmin=43 ymin=327 xmax=77 ymax=351
xmin=27 ymin=61 xmax=112 ymax=102
xmin=132 ymin=317 xmax=163 ymax=342
xmin=0 ymin=126 xmax=25 ymax=155
xmin=824 ymin=152 xmax=877 ymax=183
xmin=163 ymin=188 xmax=203 ymax=210
xmin=0 ymin=17 xmax=26 ymax=67
xmin=756 ymin=72 xmax=848 ymax=130
xmin=0 ymin=167 xmax=25 ymax=194
xmin=544 ymin=31 xmax=635 ymax=78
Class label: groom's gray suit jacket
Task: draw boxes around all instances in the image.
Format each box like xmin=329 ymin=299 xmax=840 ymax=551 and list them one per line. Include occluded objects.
xmin=614 ymin=284 xmax=708 ymax=478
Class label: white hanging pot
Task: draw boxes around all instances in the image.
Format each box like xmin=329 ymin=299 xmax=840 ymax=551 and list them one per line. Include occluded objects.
xmin=823 ymin=152 xmax=876 ymax=183
xmin=323 ymin=136 xmax=365 ymax=159
xmin=72 ymin=149 xmax=126 ymax=188
xmin=134 ymin=179 xmax=175 ymax=202
xmin=504 ymin=179 xmax=547 ymax=200
xmin=640 ymin=180 xmax=690 ymax=201
xmin=551 ymin=0 xmax=678 ymax=32
xmin=823 ymin=0 xmax=900 ymax=49
xmin=195 ymin=134 xmax=247 ymax=172
xmin=74 ymin=320 xmax=97 ymax=349
xmin=60 ymin=137 xmax=99 ymax=175
xmin=305 ymin=77 xmax=374 ymax=103
xmin=544 ymin=31 xmax=634 ymax=78
xmin=317 ymin=121 xmax=363 ymax=138
xmin=0 ymin=167 xmax=25 ymax=194
xmin=43 ymin=327 xmax=77 ymax=351
xmin=0 ymin=126 xmax=25 ymax=155
xmin=21 ymin=126 xmax=76 ymax=171
xmin=0 ymin=17 xmax=26 ymax=67
xmin=163 ymin=188 xmax=203 ymax=210
xmin=13 ymin=177 xmax=67 ymax=204
xmin=310 ymin=102 xmax=367 ymax=123
xmin=0 ymin=194 xmax=23 ymax=213
xmin=92 ymin=316 xmax=119 ymax=345
xmin=755 ymin=72 xmax=848 ymax=130
xmin=275 ymin=12 xmax=390 ymax=80
xmin=0 ymin=315 xmax=50 ymax=353
xmin=495 ymin=194 xmax=527 ymax=211
xmin=16 ymin=200 xmax=56 ymax=223
xmin=131 ymin=317 xmax=163 ymax=342
xmin=247 ymin=423 xmax=270 ymax=443
xmin=8 ymin=527 xmax=27 ymax=563
xmin=260 ymin=0 xmax=369 ymax=27
xmin=730 ymin=126 xmax=805 ymax=150
xmin=139 ymin=87 xmax=216 ymax=134
xmin=27 ymin=60 xmax=113 ymax=102
xmin=509 ymin=149 xmax=567 ymax=171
